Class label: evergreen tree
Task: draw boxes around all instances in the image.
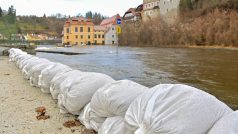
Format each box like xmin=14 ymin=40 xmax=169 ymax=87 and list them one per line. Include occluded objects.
xmin=85 ymin=11 xmax=93 ymax=19
xmin=0 ymin=7 xmax=3 ymax=17
xmin=7 ymin=5 xmax=16 ymax=24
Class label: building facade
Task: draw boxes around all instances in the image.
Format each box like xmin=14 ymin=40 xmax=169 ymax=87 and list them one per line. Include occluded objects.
xmin=63 ymin=18 xmax=94 ymax=45
xmin=143 ymin=0 xmax=181 ymax=22
xmin=94 ymin=26 xmax=106 ymax=45
xmin=123 ymin=4 xmax=143 ymax=23
xmin=100 ymin=14 xmax=121 ymax=45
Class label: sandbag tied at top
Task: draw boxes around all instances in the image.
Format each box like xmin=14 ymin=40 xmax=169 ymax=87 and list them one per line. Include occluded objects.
xmin=15 ymin=54 xmax=33 ymax=68
xmin=91 ymin=80 xmax=148 ymax=118
xmin=8 ymin=48 xmax=25 ymax=62
xmin=38 ymin=63 xmax=72 ymax=93
xmin=125 ymin=84 xmax=233 ymax=134
xmin=22 ymin=58 xmax=51 ymax=80
xmin=28 ymin=61 xmax=54 ymax=87
xmin=98 ymin=116 xmax=130 ymax=134
xmin=50 ymin=70 xmax=83 ymax=100
xmin=19 ymin=56 xmax=39 ymax=70
xmin=208 ymin=110 xmax=238 ymax=134
xmin=78 ymin=103 xmax=105 ymax=131
xmin=57 ymin=72 xmax=115 ymax=115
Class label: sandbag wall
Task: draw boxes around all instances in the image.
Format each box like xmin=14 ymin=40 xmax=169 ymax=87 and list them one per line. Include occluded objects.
xmin=8 ymin=48 xmax=238 ymax=134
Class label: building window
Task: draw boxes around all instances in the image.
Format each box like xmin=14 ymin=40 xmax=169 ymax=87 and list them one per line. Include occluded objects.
xmin=75 ymin=27 xmax=78 ymax=32
xmin=112 ymin=35 xmax=114 ymax=38
xmin=75 ymin=35 xmax=78 ymax=39
xmin=112 ymin=41 xmax=114 ymax=44
xmin=112 ymin=27 xmax=114 ymax=30
xmin=94 ymin=34 xmax=97 ymax=38
xmin=66 ymin=36 xmax=69 ymax=39
xmin=88 ymin=27 xmax=90 ymax=32
xmin=88 ymin=35 xmax=90 ymax=39
xmin=81 ymin=35 xmax=83 ymax=39
xmin=164 ymin=1 xmax=166 ymax=4
xmin=98 ymin=34 xmax=101 ymax=38
xmin=102 ymin=35 xmax=104 ymax=38
xmin=80 ymin=27 xmax=83 ymax=32
xmin=94 ymin=40 xmax=97 ymax=45
xmin=76 ymin=42 xmax=78 ymax=45
xmin=66 ymin=28 xmax=69 ymax=33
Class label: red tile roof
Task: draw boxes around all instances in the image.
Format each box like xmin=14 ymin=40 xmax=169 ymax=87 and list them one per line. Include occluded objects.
xmin=100 ymin=14 xmax=121 ymax=27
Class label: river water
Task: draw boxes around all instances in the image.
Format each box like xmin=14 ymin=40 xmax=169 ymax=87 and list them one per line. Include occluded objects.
xmin=36 ymin=45 xmax=238 ymax=110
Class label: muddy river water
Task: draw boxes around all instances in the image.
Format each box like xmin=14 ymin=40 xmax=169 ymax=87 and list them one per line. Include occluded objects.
xmin=36 ymin=45 xmax=238 ymax=110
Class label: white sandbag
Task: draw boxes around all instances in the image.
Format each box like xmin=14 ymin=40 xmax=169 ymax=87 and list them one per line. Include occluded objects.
xmin=58 ymin=72 xmax=115 ymax=115
xmin=78 ymin=103 xmax=106 ymax=131
xmin=208 ymin=111 xmax=238 ymax=134
xmin=19 ymin=56 xmax=38 ymax=70
xmin=91 ymin=80 xmax=148 ymax=118
xmin=125 ymin=84 xmax=233 ymax=134
xmin=98 ymin=116 xmax=129 ymax=134
xmin=16 ymin=55 xmax=34 ymax=68
xmin=8 ymin=48 xmax=24 ymax=61
xmin=22 ymin=58 xmax=49 ymax=79
xmin=50 ymin=70 xmax=83 ymax=99
xmin=29 ymin=61 xmax=54 ymax=87
xmin=39 ymin=63 xmax=72 ymax=93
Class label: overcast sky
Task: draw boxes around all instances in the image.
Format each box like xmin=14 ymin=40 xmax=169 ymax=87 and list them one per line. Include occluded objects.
xmin=0 ymin=0 xmax=142 ymax=17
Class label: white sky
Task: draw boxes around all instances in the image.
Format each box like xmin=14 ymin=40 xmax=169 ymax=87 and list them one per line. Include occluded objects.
xmin=0 ymin=0 xmax=142 ymax=17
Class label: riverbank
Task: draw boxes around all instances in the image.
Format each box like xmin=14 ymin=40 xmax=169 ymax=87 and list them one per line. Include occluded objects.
xmin=0 ymin=56 xmax=86 ymax=133
xmin=120 ymin=44 xmax=238 ymax=51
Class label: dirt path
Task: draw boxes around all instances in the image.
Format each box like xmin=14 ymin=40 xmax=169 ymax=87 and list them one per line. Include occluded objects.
xmin=0 ymin=56 xmax=85 ymax=134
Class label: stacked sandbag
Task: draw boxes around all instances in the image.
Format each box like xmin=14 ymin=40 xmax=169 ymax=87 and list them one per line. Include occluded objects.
xmin=98 ymin=116 xmax=129 ymax=134
xmin=28 ymin=61 xmax=54 ymax=87
xmin=78 ymin=103 xmax=106 ymax=131
xmin=91 ymin=80 xmax=148 ymax=118
xmin=8 ymin=48 xmax=26 ymax=61
xmin=58 ymin=72 xmax=115 ymax=115
xmin=39 ymin=63 xmax=72 ymax=93
xmin=19 ymin=56 xmax=39 ymax=70
xmin=50 ymin=70 xmax=83 ymax=99
xmin=208 ymin=111 xmax=238 ymax=134
xmin=125 ymin=84 xmax=233 ymax=134
xmin=22 ymin=58 xmax=50 ymax=79
xmin=15 ymin=54 xmax=33 ymax=68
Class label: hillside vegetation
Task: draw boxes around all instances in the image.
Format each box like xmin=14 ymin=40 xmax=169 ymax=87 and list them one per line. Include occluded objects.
xmin=0 ymin=6 xmax=107 ymax=39
xmin=120 ymin=0 xmax=238 ymax=47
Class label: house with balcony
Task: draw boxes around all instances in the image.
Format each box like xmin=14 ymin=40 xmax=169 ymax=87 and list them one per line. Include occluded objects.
xmin=123 ymin=4 xmax=143 ymax=23
xmin=63 ymin=17 xmax=94 ymax=45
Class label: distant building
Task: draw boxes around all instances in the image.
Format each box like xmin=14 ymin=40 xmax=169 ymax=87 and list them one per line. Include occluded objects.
xmin=94 ymin=26 xmax=106 ymax=45
xmin=143 ymin=0 xmax=181 ymax=22
xmin=100 ymin=14 xmax=121 ymax=45
xmin=123 ymin=4 xmax=143 ymax=23
xmin=63 ymin=18 xmax=94 ymax=45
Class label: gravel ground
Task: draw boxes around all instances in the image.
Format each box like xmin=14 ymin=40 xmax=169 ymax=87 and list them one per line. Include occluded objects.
xmin=0 ymin=56 xmax=87 ymax=134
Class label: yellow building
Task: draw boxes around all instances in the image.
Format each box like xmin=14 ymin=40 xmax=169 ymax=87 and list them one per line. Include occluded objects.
xmin=94 ymin=26 xmax=106 ymax=45
xmin=63 ymin=18 xmax=94 ymax=45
